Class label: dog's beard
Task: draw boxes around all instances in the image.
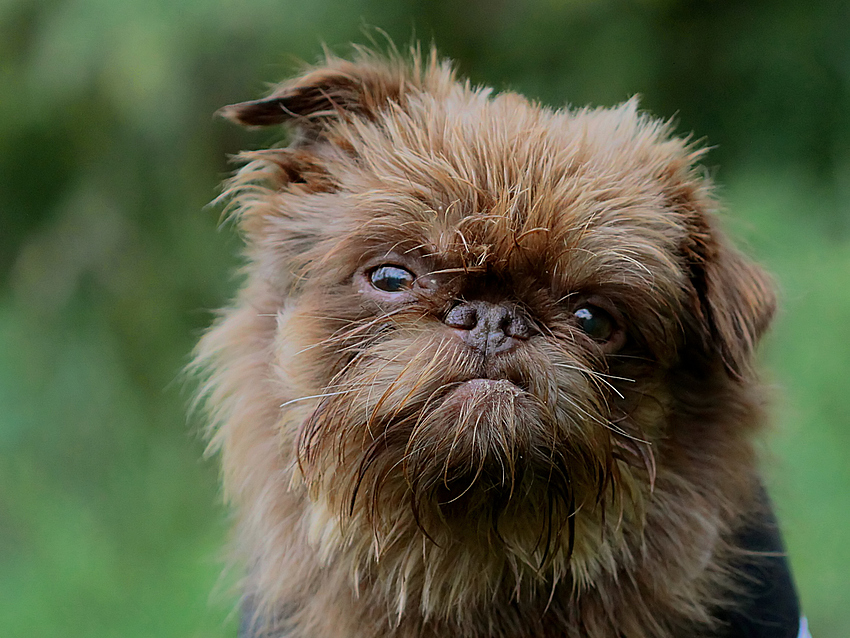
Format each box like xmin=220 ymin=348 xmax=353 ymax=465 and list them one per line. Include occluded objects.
xmin=292 ymin=311 xmax=656 ymax=620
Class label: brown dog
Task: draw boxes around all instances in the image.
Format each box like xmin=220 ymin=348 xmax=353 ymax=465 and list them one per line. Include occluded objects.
xmin=195 ymin=49 xmax=802 ymax=638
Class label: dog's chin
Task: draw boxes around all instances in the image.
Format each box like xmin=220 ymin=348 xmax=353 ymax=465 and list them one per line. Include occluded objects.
xmin=300 ymin=375 xmax=634 ymax=621
xmin=293 ymin=331 xmax=650 ymax=618
xmin=415 ymin=378 xmax=531 ymax=517
xmin=311 ymin=372 xmax=622 ymax=555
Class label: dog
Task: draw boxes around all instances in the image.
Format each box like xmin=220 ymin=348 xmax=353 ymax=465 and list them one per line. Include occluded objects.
xmin=195 ymin=48 xmax=804 ymax=638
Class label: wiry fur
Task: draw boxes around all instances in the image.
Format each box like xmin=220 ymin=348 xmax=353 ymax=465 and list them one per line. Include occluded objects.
xmin=194 ymin=48 xmax=777 ymax=638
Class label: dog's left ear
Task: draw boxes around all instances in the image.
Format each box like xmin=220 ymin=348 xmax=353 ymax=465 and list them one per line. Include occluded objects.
xmin=680 ymin=202 xmax=776 ymax=378
xmin=217 ymin=55 xmax=417 ymax=132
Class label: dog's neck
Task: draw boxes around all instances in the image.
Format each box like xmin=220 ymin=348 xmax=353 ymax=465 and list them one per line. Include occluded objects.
xmin=236 ymin=484 xmax=801 ymax=638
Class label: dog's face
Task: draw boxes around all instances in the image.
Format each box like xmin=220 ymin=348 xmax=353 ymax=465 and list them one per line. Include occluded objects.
xmin=202 ymin=52 xmax=775 ymax=625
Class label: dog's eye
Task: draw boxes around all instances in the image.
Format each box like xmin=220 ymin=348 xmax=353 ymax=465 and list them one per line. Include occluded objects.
xmin=369 ymin=265 xmax=416 ymax=293
xmin=574 ymin=305 xmax=616 ymax=342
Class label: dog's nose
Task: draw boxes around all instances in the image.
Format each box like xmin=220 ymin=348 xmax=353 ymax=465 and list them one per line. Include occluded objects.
xmin=444 ymin=301 xmax=530 ymax=355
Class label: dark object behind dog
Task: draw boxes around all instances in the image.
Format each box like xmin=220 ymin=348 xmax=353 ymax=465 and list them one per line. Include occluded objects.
xmin=195 ymin=48 xmax=803 ymax=638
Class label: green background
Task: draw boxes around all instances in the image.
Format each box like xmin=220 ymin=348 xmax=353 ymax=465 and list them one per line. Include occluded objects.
xmin=1 ymin=1 xmax=848 ymax=636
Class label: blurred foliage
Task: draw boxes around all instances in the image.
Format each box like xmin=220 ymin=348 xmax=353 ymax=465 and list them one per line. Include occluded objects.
xmin=1 ymin=1 xmax=848 ymax=636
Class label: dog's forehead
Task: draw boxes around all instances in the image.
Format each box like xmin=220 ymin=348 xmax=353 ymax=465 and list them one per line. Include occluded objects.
xmin=339 ymin=94 xmax=695 ymax=285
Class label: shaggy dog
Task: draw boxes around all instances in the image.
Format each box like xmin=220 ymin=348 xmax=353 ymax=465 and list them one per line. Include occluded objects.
xmin=195 ymin=49 xmax=802 ymax=638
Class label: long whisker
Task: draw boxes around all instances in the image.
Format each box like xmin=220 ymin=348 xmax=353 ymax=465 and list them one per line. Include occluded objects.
xmin=280 ymin=389 xmax=356 ymax=409
xmin=551 ymin=362 xmax=634 ymax=399
xmin=558 ymin=394 xmax=651 ymax=445
xmin=294 ymin=307 xmax=410 ymax=355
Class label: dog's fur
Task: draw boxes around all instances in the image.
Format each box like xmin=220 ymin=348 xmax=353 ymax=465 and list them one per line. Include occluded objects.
xmin=195 ymin=49 xmax=779 ymax=638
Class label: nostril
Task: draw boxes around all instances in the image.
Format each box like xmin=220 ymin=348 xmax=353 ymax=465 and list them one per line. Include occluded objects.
xmin=445 ymin=302 xmax=479 ymax=330
xmin=505 ymin=313 xmax=531 ymax=340
xmin=485 ymin=304 xmax=530 ymax=340
xmin=505 ymin=316 xmax=531 ymax=339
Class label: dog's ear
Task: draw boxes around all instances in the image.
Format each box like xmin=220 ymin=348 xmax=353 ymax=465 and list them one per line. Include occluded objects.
xmin=217 ymin=56 xmax=414 ymax=132
xmin=218 ymin=55 xmax=433 ymax=201
xmin=680 ymin=203 xmax=776 ymax=378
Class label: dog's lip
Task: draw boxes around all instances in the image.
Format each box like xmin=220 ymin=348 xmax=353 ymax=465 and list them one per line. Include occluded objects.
xmin=453 ymin=378 xmax=523 ymax=398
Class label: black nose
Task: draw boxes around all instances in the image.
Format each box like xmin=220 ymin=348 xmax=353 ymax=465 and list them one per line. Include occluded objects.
xmin=444 ymin=301 xmax=530 ymax=356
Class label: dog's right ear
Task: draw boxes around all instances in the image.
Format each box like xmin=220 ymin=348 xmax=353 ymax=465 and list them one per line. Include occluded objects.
xmin=679 ymin=204 xmax=776 ymax=379
xmin=658 ymin=140 xmax=776 ymax=379
xmin=217 ymin=56 xmax=417 ymax=133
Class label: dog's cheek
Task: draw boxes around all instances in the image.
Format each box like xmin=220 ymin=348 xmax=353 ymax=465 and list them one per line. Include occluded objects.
xmin=272 ymin=300 xmax=331 ymax=396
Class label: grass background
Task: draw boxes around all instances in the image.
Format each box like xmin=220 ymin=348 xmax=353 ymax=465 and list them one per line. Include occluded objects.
xmin=1 ymin=1 xmax=848 ymax=636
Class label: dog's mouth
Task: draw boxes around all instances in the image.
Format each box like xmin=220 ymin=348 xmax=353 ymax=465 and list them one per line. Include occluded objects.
xmin=300 ymin=343 xmax=617 ymax=531
xmin=434 ymin=376 xmax=531 ymax=428
xmin=404 ymin=377 xmax=541 ymax=508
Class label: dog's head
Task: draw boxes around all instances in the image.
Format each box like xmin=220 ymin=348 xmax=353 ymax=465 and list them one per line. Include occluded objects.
xmin=201 ymin=50 xmax=775 ymax=623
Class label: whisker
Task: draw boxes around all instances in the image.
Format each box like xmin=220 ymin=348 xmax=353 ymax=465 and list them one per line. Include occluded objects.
xmin=280 ymin=390 xmax=355 ymax=409
xmin=294 ymin=308 xmax=410 ymax=355
xmin=551 ymin=363 xmax=634 ymax=399
xmin=558 ymin=394 xmax=650 ymax=445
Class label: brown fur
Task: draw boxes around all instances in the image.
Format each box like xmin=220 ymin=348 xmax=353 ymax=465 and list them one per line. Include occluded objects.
xmin=194 ymin=47 xmax=777 ymax=638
